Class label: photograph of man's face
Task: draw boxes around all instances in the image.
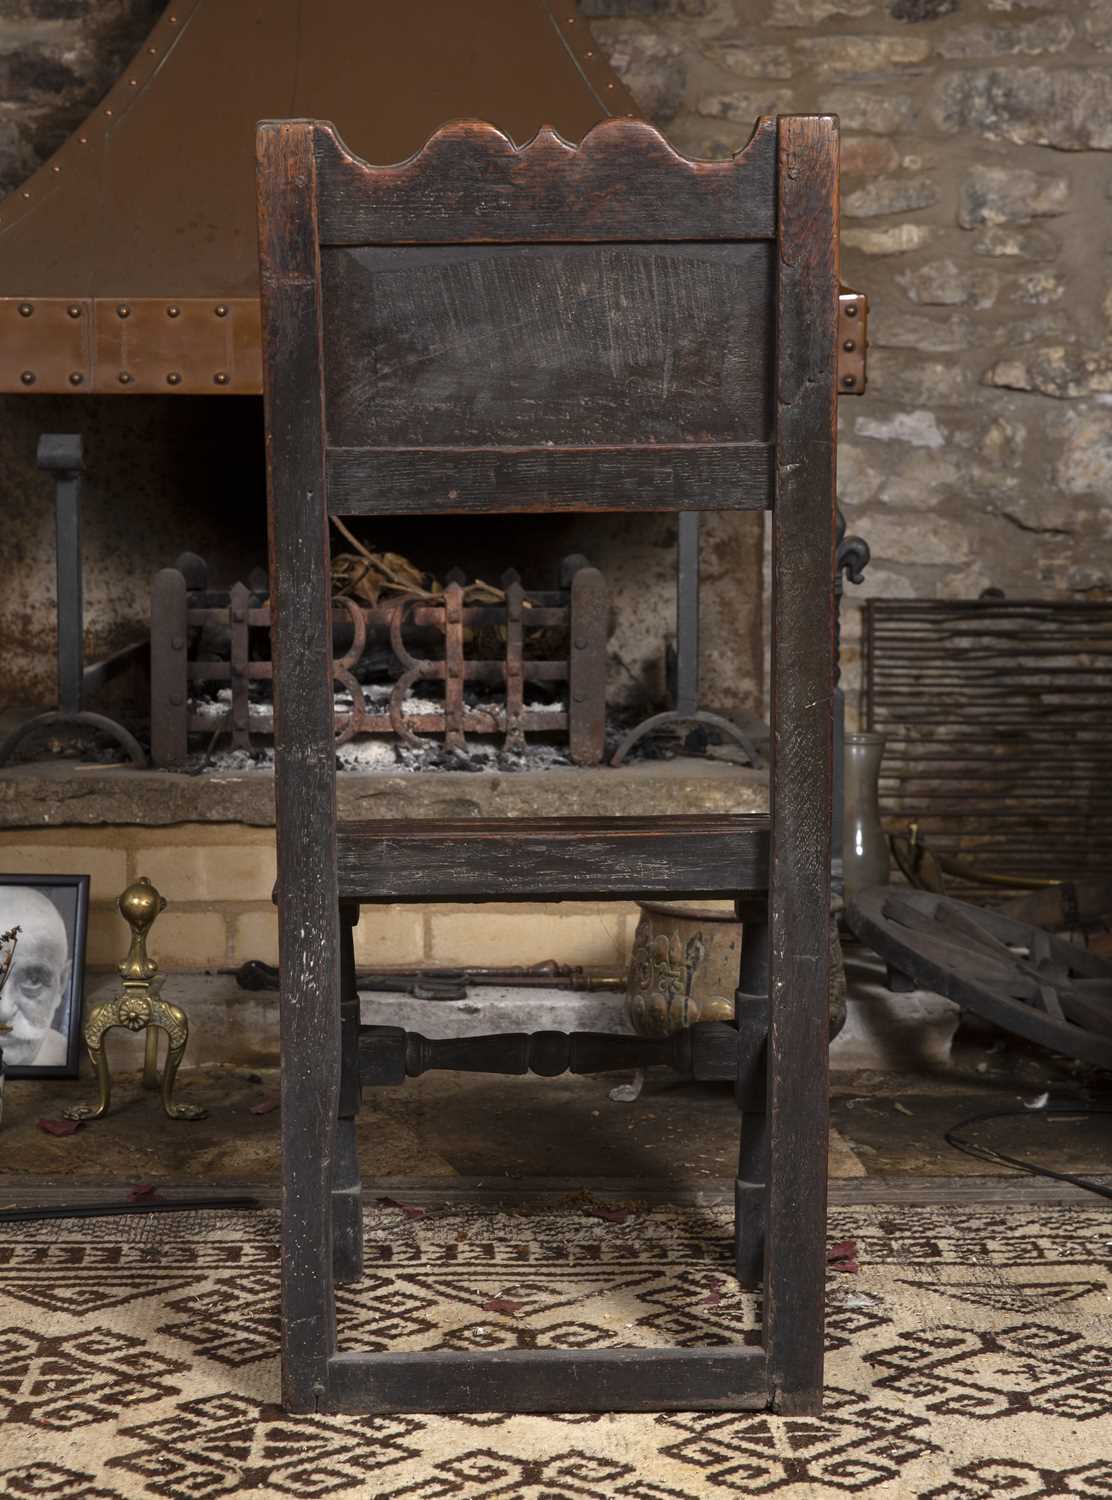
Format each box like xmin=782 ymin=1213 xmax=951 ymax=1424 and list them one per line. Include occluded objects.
xmin=0 ymin=884 xmax=78 ymax=1070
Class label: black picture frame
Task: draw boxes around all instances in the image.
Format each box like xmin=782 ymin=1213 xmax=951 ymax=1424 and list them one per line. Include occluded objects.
xmin=0 ymin=873 xmax=89 ymax=1078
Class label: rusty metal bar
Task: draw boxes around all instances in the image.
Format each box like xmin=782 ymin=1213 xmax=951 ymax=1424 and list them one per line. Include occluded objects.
xmin=503 ymin=570 xmax=525 ymax=754
xmin=150 ymin=567 xmax=189 ymax=767
xmin=442 ymin=579 xmax=466 ymax=752
xmin=567 ymin=559 xmax=607 ymax=767
xmin=228 ymin=580 xmax=251 ymax=751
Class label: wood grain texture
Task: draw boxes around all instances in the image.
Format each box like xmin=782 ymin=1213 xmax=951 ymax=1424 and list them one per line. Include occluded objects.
xmin=357 ymin=1022 xmax=742 ymax=1085
xmin=325 ymin=443 xmax=774 ymax=515
xmin=764 ymin=115 xmax=839 ymax=1416
xmin=312 ymin=115 xmax=778 ymax=245
xmin=257 ymin=118 xmax=342 ymax=1414
xmin=321 ymin=243 xmax=773 ymax=448
xmin=335 ymin=814 xmax=770 ymax=902
xmin=327 ymin=1347 xmax=768 ymax=1415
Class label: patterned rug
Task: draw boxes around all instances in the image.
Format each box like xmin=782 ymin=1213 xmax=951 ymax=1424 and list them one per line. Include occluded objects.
xmin=0 ymin=1198 xmax=1110 ymax=1499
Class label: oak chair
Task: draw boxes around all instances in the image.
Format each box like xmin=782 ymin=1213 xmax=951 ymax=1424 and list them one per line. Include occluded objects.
xmin=257 ymin=112 xmax=838 ymax=1416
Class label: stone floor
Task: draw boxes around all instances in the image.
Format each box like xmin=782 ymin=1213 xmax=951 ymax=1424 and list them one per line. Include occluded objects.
xmin=2 ymin=1028 xmax=1108 ymax=1196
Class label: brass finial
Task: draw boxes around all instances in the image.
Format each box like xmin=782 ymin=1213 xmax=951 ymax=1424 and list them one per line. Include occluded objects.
xmin=118 ymin=875 xmax=166 ymax=982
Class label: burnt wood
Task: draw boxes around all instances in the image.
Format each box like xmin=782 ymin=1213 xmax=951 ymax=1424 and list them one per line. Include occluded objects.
xmin=763 ymin=114 xmax=838 ymax=1415
xmin=312 ymin=116 xmax=778 ymax=245
xmin=258 ymin=109 xmax=840 ymax=1418
xmin=358 ymin=1021 xmax=743 ymax=1086
xmin=336 ymin=815 xmax=769 ymax=902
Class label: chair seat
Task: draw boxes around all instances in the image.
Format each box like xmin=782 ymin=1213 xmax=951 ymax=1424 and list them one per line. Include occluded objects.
xmin=336 ymin=813 xmax=769 ymax=903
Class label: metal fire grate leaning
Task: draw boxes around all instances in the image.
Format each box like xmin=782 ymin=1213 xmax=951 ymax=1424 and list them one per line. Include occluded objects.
xmin=150 ymin=553 xmax=607 ymax=768
xmin=863 ymin=599 xmax=1112 ymax=887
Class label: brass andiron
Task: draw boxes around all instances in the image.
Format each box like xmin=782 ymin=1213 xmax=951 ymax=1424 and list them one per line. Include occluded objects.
xmin=64 ymin=876 xmax=205 ymax=1122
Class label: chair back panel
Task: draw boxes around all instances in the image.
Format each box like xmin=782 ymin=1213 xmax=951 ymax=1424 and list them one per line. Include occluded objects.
xmin=260 ymin=115 xmax=783 ymax=518
xmin=321 ymin=242 xmax=774 ymax=451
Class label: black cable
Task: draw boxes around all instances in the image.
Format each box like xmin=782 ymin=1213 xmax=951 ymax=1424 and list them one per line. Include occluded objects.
xmin=944 ymin=1104 xmax=1112 ymax=1203
xmin=0 ymin=1195 xmax=259 ymax=1224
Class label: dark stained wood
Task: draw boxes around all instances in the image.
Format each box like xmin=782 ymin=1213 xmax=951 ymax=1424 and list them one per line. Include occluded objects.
xmin=734 ymin=899 xmax=770 ymax=1290
xmin=358 ymin=1021 xmax=742 ymax=1086
xmin=333 ymin=903 xmax=363 ymax=1285
xmin=257 ymin=118 xmax=342 ymax=1414
xmin=322 ymin=242 xmax=773 ymax=449
xmin=336 ymin=815 xmax=769 ymax=902
xmin=325 ymin=444 xmax=773 ymax=515
xmin=313 ymin=116 xmax=778 ymax=246
xmin=764 ymin=114 xmax=839 ymax=1417
xmin=258 ymin=106 xmax=842 ymax=1417
xmin=327 ymin=1346 xmax=768 ymax=1415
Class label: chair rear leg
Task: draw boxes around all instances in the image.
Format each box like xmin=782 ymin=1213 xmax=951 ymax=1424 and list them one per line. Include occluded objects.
xmin=734 ymin=897 xmax=769 ymax=1290
xmin=333 ymin=902 xmax=364 ymax=1285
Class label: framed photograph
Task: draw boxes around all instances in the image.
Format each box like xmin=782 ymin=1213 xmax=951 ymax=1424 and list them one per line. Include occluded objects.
xmin=0 ymin=874 xmax=88 ymax=1078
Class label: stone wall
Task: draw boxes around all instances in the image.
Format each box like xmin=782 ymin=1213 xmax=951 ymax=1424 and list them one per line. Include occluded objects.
xmin=584 ymin=0 xmax=1112 ymax=720
xmin=3 ymin=0 xmax=1110 ymax=728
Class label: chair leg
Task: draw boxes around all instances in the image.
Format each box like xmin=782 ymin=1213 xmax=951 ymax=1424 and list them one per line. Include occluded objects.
xmin=333 ymin=903 xmax=364 ymax=1285
xmin=278 ymin=876 xmax=341 ymax=1413
xmin=734 ymin=898 xmax=769 ymax=1290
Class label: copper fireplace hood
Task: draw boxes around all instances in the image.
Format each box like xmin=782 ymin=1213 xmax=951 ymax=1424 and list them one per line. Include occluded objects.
xmin=0 ymin=0 xmax=636 ymax=396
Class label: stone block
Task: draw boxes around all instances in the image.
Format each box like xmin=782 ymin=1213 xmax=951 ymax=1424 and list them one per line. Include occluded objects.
xmin=842 ymin=223 xmax=932 ymax=255
xmin=870 ymin=310 xmax=976 ymax=351
xmin=794 ymin=35 xmax=931 ymax=81
xmin=958 ymin=163 xmax=1069 ymax=227
xmin=352 ymin=907 xmax=427 ymax=968
xmin=866 ymin=350 xmax=973 ymax=405
xmin=428 ymin=905 xmax=635 ymax=968
xmin=716 ymin=43 xmax=793 ymax=80
xmin=147 ymin=910 xmax=228 ymax=970
xmin=896 ymin=257 xmax=999 ymax=309
xmin=972 ymin=225 xmax=1059 ymax=258
xmin=820 ymin=89 xmax=916 ymax=135
xmin=841 ymin=136 xmax=901 ymax=176
xmin=934 ymin=17 xmax=1074 ymax=58
xmin=863 ymin=512 xmax=973 ymax=566
xmin=983 ymin=346 xmax=1112 ymax=398
xmin=889 ymin=0 xmax=956 ymax=17
xmin=0 ymin=835 xmax=126 ymax=903
xmin=1013 ymin=269 xmax=1065 ymax=304
xmin=767 ymin=0 xmax=873 ymax=23
xmin=843 ymin=175 xmax=938 ymax=218
xmin=134 ymin=842 xmax=277 ymax=903
xmin=229 ymin=910 xmax=279 ymax=966
xmin=1054 ymin=409 xmax=1112 ymax=496
xmin=696 ymin=89 xmax=794 ymax=122
xmin=931 ymin=67 xmax=1112 ymax=150
xmin=590 ymin=23 xmax=686 ymax=121
xmin=85 ymin=906 xmax=129 ymax=968
xmin=855 ymin=409 xmax=946 ymax=449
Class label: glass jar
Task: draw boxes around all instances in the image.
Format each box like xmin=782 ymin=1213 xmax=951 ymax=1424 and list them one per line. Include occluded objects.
xmin=843 ymin=731 xmax=890 ymax=902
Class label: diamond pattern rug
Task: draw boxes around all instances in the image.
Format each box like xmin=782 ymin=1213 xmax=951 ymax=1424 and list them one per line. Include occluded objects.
xmin=0 ymin=1200 xmax=1109 ymax=1498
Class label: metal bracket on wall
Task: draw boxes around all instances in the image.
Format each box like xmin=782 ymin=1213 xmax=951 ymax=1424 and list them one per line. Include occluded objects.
xmin=0 ymin=434 xmax=145 ymax=768
xmin=837 ymin=289 xmax=868 ymax=395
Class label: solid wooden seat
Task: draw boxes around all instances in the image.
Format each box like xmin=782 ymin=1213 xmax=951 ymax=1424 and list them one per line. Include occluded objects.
xmin=258 ymin=111 xmax=838 ymax=1417
xmin=336 ymin=814 xmax=769 ymax=902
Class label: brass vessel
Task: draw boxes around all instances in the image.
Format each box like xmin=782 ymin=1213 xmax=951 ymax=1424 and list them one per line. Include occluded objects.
xmin=626 ymin=900 xmax=740 ymax=1038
